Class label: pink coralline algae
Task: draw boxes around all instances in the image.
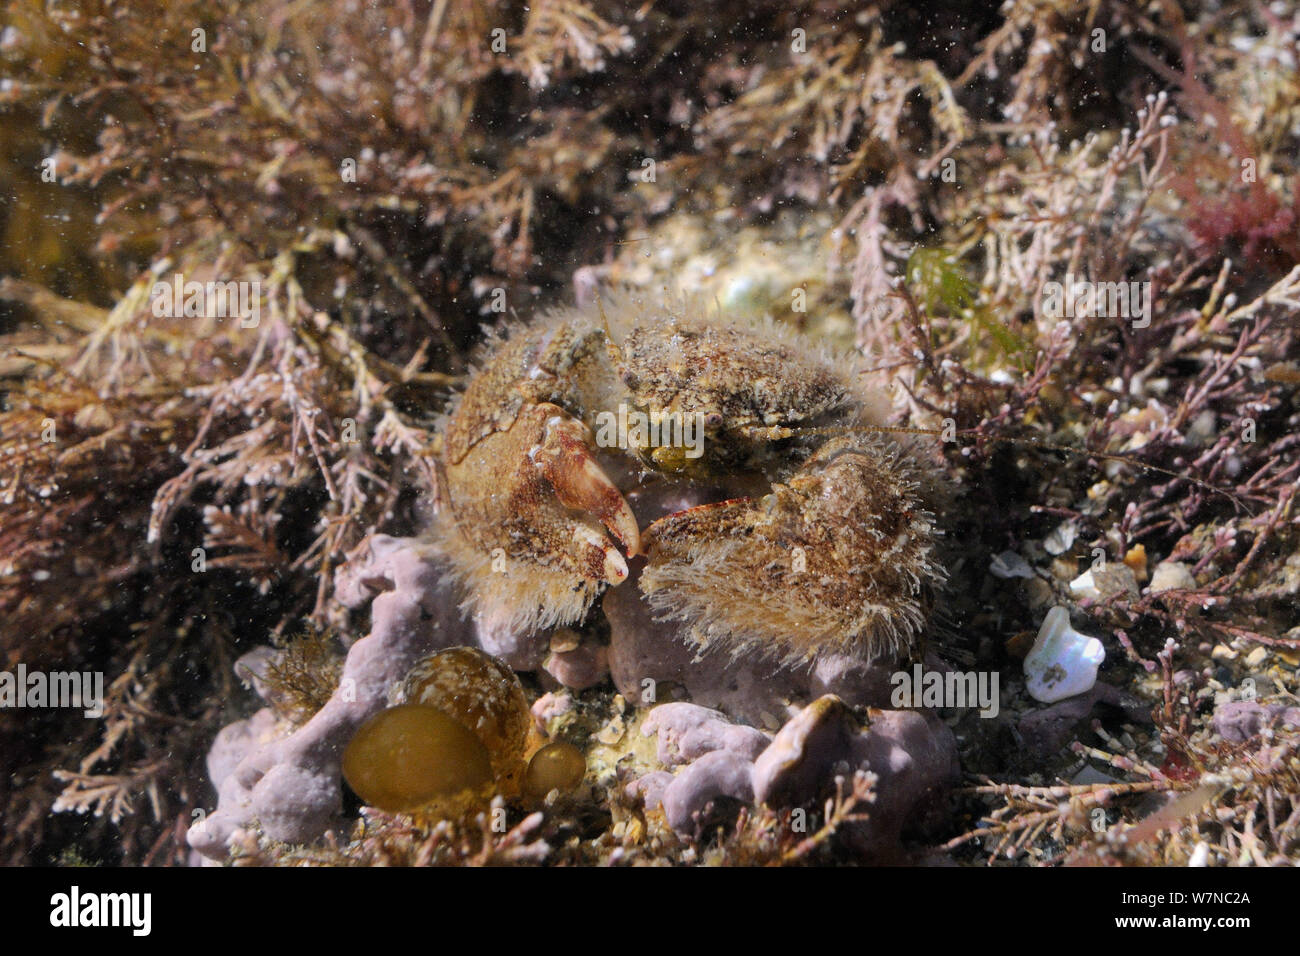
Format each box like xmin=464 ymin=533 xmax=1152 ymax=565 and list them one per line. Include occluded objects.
xmin=188 ymin=535 xmax=471 ymax=860
xmin=192 ymin=534 xmax=962 ymax=861
xmin=632 ymin=696 xmax=960 ymax=859
xmin=641 ymin=702 xmax=771 ymax=765
xmin=632 ymin=703 xmax=770 ymax=836
xmin=543 ymin=639 xmax=609 ymax=691
xmin=1212 ymin=700 xmax=1300 ymax=745
xmin=753 ymin=695 xmax=960 ymax=859
xmin=660 ymin=751 xmax=757 ymax=835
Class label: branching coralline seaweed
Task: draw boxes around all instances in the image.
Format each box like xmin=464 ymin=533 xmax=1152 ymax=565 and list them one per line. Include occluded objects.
xmin=1 ymin=0 xmax=1298 ymax=865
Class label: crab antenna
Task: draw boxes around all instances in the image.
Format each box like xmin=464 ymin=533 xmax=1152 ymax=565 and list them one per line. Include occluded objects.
xmin=595 ymin=294 xmax=627 ymax=372
xmin=774 ymin=423 xmax=1253 ymax=513
xmin=771 ymin=423 xmax=947 ymax=440
xmin=596 ymin=294 xmax=615 ymax=341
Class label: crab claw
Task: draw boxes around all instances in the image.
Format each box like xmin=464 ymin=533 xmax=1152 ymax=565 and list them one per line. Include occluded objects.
xmin=437 ymin=400 xmax=643 ymax=635
xmin=532 ymin=411 xmax=643 ymax=560
xmin=572 ymin=524 xmax=629 ymax=584
xmin=639 ymin=437 xmax=943 ymax=665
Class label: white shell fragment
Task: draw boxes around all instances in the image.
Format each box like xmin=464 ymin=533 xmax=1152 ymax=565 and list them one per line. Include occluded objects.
xmin=1068 ymin=569 xmax=1100 ymax=600
xmin=989 ymin=550 xmax=1035 ymax=579
xmin=1148 ymin=560 xmax=1196 ymax=593
xmin=1044 ymin=521 xmax=1077 ymax=556
xmin=1069 ymin=564 xmax=1139 ymax=601
xmin=1024 ymin=606 xmax=1105 ymax=703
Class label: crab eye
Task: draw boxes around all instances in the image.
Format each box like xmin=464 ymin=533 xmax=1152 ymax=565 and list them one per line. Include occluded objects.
xmin=704 ymin=412 xmax=723 ymax=427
